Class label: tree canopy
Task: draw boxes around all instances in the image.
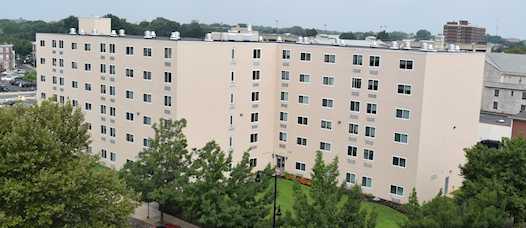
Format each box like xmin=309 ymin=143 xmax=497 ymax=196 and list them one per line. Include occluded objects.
xmin=0 ymin=101 xmax=137 ymax=227
xmin=415 ymin=29 xmax=432 ymax=41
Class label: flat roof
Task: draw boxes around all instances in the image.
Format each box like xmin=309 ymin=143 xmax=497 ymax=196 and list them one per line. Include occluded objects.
xmin=37 ymin=33 xmax=476 ymax=54
xmin=480 ymin=112 xmax=512 ymax=127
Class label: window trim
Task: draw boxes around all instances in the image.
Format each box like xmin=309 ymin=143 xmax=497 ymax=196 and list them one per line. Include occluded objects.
xmin=300 ymin=52 xmax=312 ymax=62
xmin=366 ymin=102 xmax=378 ymax=115
xmin=395 ymin=107 xmax=412 ymax=120
xmin=295 ymin=161 xmax=306 ymax=172
xmin=345 ymin=172 xmax=357 ymax=185
xmin=350 ymin=100 xmax=361 ymax=113
xmin=319 ymin=141 xmax=332 ymax=152
xmin=298 ymin=73 xmax=312 ymax=84
xmin=367 ymin=79 xmax=380 ymax=93
xmin=396 ymin=83 xmax=413 ymax=96
xmin=390 ymin=184 xmax=405 ymax=197
xmin=368 ymin=55 xmax=381 ymax=68
xmin=365 ymin=126 xmax=376 ymax=138
xmin=352 ymin=53 xmax=364 ymax=66
xmin=321 ymin=98 xmax=334 ymax=109
xmin=296 ymin=136 xmax=308 ymax=147
xmin=351 ymin=77 xmax=362 ymax=90
xmin=298 ymin=94 xmax=310 ymax=105
xmin=361 ymin=176 xmax=373 ymax=188
xmin=323 ymin=53 xmax=336 ymax=64
xmin=297 ymin=115 xmax=309 ymax=126
xmin=394 ymin=132 xmax=409 ymax=144
xmin=363 ymin=148 xmax=375 ymax=161
xmin=349 ymin=122 xmax=359 ymax=135
xmin=321 ymin=76 xmax=336 ymax=87
xmin=399 ymin=59 xmax=415 ymax=71
xmin=347 ymin=145 xmax=358 ymax=158
xmin=320 ymin=119 xmax=333 ymax=131
xmin=392 ymin=155 xmax=407 ymax=168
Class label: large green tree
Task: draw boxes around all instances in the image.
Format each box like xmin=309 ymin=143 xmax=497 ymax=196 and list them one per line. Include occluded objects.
xmin=415 ymin=29 xmax=432 ymax=41
xmin=287 ymin=151 xmax=375 ymax=228
xmin=0 ymin=101 xmax=136 ymax=227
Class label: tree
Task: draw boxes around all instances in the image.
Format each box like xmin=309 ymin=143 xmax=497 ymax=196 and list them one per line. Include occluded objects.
xmin=120 ymin=119 xmax=192 ymax=223
xmin=389 ymin=31 xmax=410 ymax=41
xmin=288 ymin=151 xmax=372 ymax=227
xmin=403 ymin=192 xmax=462 ymax=228
xmin=305 ymin=28 xmax=318 ymax=37
xmin=415 ymin=29 xmax=432 ymax=41
xmin=459 ymin=138 xmax=524 ymax=223
xmin=0 ymin=101 xmax=136 ymax=227
xmin=376 ymin=30 xmax=390 ymax=41
xmin=339 ymin=32 xmax=356 ymax=40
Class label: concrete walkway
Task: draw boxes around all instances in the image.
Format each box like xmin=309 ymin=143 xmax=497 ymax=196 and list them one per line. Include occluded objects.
xmin=132 ymin=202 xmax=199 ymax=228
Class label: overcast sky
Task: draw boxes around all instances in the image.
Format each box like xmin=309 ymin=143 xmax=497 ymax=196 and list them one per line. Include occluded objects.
xmin=5 ymin=0 xmax=525 ymax=38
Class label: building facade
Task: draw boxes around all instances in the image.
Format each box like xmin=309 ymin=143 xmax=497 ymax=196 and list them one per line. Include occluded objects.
xmin=36 ymin=18 xmax=485 ymax=203
xmin=0 ymin=44 xmax=16 ymax=72
xmin=482 ymin=53 xmax=526 ymax=115
xmin=443 ymin=20 xmax=486 ymax=44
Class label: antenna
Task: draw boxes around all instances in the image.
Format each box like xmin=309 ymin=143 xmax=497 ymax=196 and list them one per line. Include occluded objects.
xmin=275 ymin=19 xmax=279 ymax=33
xmin=496 ymin=17 xmax=500 ymax=36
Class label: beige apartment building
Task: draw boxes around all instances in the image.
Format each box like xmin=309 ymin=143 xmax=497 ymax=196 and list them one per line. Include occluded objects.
xmin=36 ymin=18 xmax=485 ymax=203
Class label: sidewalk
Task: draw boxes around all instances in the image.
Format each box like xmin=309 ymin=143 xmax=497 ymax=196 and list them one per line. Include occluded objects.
xmin=132 ymin=202 xmax=199 ymax=228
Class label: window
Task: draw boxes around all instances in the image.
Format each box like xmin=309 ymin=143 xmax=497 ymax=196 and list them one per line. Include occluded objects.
xmin=109 ymin=44 xmax=115 ymax=53
xmin=126 ymin=46 xmax=134 ymax=55
xmin=253 ymin=49 xmax=261 ymax=59
xmin=245 ymin=158 xmax=256 ymax=168
xmin=109 ymin=107 xmax=116 ymax=117
xmin=346 ymin=173 xmax=356 ymax=184
xmin=397 ymin=84 xmax=412 ymax=95
xmin=250 ymin=133 xmax=258 ymax=143
xmin=40 ymin=40 xmax=45 ymax=47
xmin=251 ymin=92 xmax=260 ymax=102
xmin=59 ymin=59 xmax=64 ymax=67
xmin=394 ymin=133 xmax=408 ymax=144
xmin=143 ymin=71 xmax=152 ymax=80
xmin=71 ymin=99 xmax=78 ymax=107
xmin=143 ymin=48 xmax=152 ymax=57
xmin=365 ymin=126 xmax=376 ymax=138
xmin=40 ymin=58 xmax=45 ymax=64
xmin=295 ymin=162 xmax=306 ymax=171
xmin=143 ymin=138 xmax=152 ymax=147
xmin=280 ymin=92 xmax=288 ymax=102
xmin=349 ymin=123 xmax=359 ymax=135
xmin=494 ymin=89 xmax=499 ymax=97
xmin=368 ymin=80 xmax=379 ymax=91
xmin=252 ymin=70 xmax=260 ymax=80
xmin=362 ymin=177 xmax=372 ymax=188
xmin=84 ymin=83 xmax=92 ymax=91
xmin=251 ymin=113 xmax=259 ymax=122
xmin=85 ymin=102 xmax=92 ymax=111
xmin=279 ymin=112 xmax=288 ymax=121
xmin=164 ymin=72 xmax=172 ymax=83
xmin=321 ymin=120 xmax=332 ymax=130
xmin=324 ymin=54 xmax=336 ymax=63
xmin=299 ymin=74 xmax=311 ymax=83
xmin=320 ymin=142 xmax=331 ymax=151
xmin=164 ymin=48 xmax=172 ymax=58
xmin=322 ymin=98 xmax=334 ymax=108
xmin=101 ymin=149 xmax=107 ymax=158
xmin=522 ymin=92 xmax=526 ymax=100
xmin=100 ymin=43 xmax=106 ymax=52
xmin=52 ymin=58 xmax=57 ymax=66
xmin=109 ymin=127 xmax=116 ymax=137
xmin=143 ymin=116 xmax=152 ymax=125
xmin=109 ymin=86 xmax=116 ymax=96
xmin=59 ymin=77 xmax=64 ymax=86
xmin=298 ymin=95 xmax=309 ymax=104
xmin=100 ymin=64 xmax=107 ymax=73
xmin=353 ymin=54 xmax=363 ymax=65
xmin=297 ymin=116 xmax=308 ymax=125
xmin=126 ymin=133 xmax=134 ymax=142
xmin=110 ymin=152 xmax=116 ymax=162
xmin=71 ymin=62 xmax=78 ymax=69
xmin=109 ymin=65 xmax=116 ymax=75
xmin=369 ymin=56 xmax=380 ymax=67
xmin=400 ymin=60 xmax=414 ymax=70
xmin=279 ymin=132 xmax=288 ymax=142
xmin=348 ymin=146 xmax=358 ymax=157
xmin=297 ymin=137 xmax=307 ymax=146
xmin=164 ymin=96 xmax=172 ymax=107
xmin=143 ymin=94 xmax=152 ymax=103
xmin=322 ymin=76 xmax=335 ymax=86
xmin=522 ymin=105 xmax=526 ymax=112
xmin=300 ymin=52 xmax=311 ymax=61
xmin=350 ymin=101 xmax=360 ymax=112
xmin=71 ymin=42 xmax=77 ymax=50
xmin=390 ymin=185 xmax=404 ymax=196
xmin=366 ymin=103 xmax=377 ymax=114
xmin=396 ymin=109 xmax=410 ymax=119
xmin=125 ymin=90 xmax=134 ymax=99
xmin=126 ymin=112 xmax=135 ymax=121
xmin=352 ymin=78 xmax=362 ymax=89
xmin=58 ymin=40 xmax=64 ymax=48
xmin=84 ymin=64 xmax=92 ymax=71
xmin=125 ymin=68 xmax=134 ymax=78
xmin=71 ymin=81 xmax=78 ymax=88
xmin=281 ymin=71 xmax=290 ymax=80
xmin=40 ymin=75 xmax=45 ymax=82
xmin=52 ymin=76 xmax=57 ymax=84
xmin=52 ymin=40 xmax=57 ymax=48
xmin=230 ymin=72 xmax=235 ymax=82
xmin=364 ymin=149 xmax=374 ymax=160
xmin=282 ymin=50 xmax=291 ymax=60
xmin=392 ymin=156 xmax=406 ymax=168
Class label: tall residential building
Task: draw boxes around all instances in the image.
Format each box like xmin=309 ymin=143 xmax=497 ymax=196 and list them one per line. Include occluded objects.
xmin=443 ymin=20 xmax=486 ymax=44
xmin=0 ymin=44 xmax=16 ymax=72
xmin=36 ymin=18 xmax=485 ymax=203
xmin=482 ymin=53 xmax=526 ymax=115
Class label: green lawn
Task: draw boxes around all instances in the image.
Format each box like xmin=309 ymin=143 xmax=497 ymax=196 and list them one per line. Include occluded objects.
xmin=275 ymin=178 xmax=407 ymax=228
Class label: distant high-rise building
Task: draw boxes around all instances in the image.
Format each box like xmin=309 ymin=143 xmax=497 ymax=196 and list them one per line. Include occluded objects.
xmin=443 ymin=20 xmax=486 ymax=44
xmin=0 ymin=44 xmax=16 ymax=72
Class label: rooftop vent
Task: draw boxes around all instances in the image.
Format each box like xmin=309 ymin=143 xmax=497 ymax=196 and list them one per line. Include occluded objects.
xmin=118 ymin=29 xmax=126 ymax=36
xmin=277 ymin=36 xmax=283 ymax=42
xmin=91 ymin=29 xmax=98 ymax=35
xmin=205 ymin=33 xmax=213 ymax=41
xmin=170 ymin=31 xmax=181 ymax=40
xmin=79 ymin=29 xmax=85 ymax=35
xmin=150 ymin=31 xmax=157 ymax=38
xmin=69 ymin=28 xmax=77 ymax=35
xmin=110 ymin=30 xmax=117 ymax=37
xmin=297 ymin=37 xmax=304 ymax=44
xmin=390 ymin=41 xmax=399 ymax=49
xmin=144 ymin=31 xmax=152 ymax=39
xmin=403 ymin=40 xmax=412 ymax=50
xmin=497 ymin=119 xmax=506 ymax=123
